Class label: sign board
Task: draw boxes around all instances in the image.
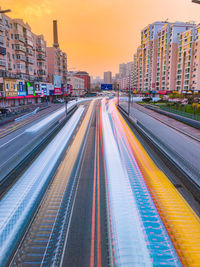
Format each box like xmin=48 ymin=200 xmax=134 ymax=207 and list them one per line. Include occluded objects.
xmin=53 ymin=75 xmax=61 ymax=89
xmin=26 ymin=82 xmax=34 ymax=95
xmin=18 ymin=81 xmax=24 ymax=92
xmin=54 ymin=88 xmax=62 ymax=95
xmin=47 ymin=84 xmax=54 ymax=96
xmin=101 ymin=84 xmax=113 ymax=90
xmin=41 ymin=84 xmax=47 ymax=95
xmin=18 ymin=91 xmax=27 ymax=96
xmin=34 ymin=82 xmax=41 ymax=94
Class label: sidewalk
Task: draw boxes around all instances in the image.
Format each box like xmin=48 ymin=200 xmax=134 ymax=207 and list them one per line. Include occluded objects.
xmin=134 ymin=103 xmax=200 ymax=141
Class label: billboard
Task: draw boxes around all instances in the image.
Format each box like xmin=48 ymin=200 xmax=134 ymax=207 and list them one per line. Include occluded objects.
xmin=53 ymin=75 xmax=61 ymax=89
xmin=54 ymin=88 xmax=62 ymax=95
xmin=26 ymin=82 xmax=34 ymax=95
xmin=101 ymin=84 xmax=113 ymax=90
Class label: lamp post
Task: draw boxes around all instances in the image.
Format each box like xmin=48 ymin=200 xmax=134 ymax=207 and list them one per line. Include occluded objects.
xmin=128 ymin=73 xmax=131 ymax=116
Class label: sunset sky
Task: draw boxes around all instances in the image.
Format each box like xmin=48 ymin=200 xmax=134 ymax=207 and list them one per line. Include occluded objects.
xmin=3 ymin=0 xmax=200 ymax=77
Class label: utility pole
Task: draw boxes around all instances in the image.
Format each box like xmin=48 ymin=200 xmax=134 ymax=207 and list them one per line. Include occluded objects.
xmin=128 ymin=73 xmax=131 ymax=116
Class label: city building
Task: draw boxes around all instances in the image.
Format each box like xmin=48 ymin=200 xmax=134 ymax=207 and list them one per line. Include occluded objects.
xmin=141 ymin=21 xmax=166 ymax=91
xmin=104 ymin=71 xmax=112 ymax=84
xmin=176 ymin=27 xmax=196 ymax=92
xmin=75 ymin=71 xmax=90 ymax=92
xmin=119 ymin=63 xmax=127 ymax=77
xmin=46 ymin=20 xmax=67 ymax=85
xmin=156 ymin=22 xmax=195 ymax=92
xmin=191 ymin=24 xmax=200 ymax=92
xmin=67 ymin=76 xmax=85 ymax=96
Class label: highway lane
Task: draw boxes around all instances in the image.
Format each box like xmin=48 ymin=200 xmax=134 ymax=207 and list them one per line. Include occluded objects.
xmin=10 ymin=99 xmax=108 ymax=267
xmin=120 ymin=101 xmax=200 ymax=177
xmin=61 ymin=100 xmax=108 ymax=267
xmin=0 ymin=104 xmax=67 ymax=184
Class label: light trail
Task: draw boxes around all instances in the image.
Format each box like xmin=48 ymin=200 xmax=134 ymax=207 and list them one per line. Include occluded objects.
xmin=0 ymin=106 xmax=85 ymax=266
xmin=115 ymin=100 xmax=200 ymax=266
xmin=101 ymin=99 xmax=153 ymax=266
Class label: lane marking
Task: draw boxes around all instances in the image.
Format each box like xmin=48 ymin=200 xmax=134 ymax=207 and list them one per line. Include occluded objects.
xmin=97 ymin=108 xmax=101 ymax=267
xmin=90 ymin=111 xmax=97 ymax=267
xmin=0 ymin=132 xmax=24 ymax=148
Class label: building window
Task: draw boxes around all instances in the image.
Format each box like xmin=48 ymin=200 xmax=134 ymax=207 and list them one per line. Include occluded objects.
xmin=13 ymin=64 xmax=15 ymax=69
xmin=6 ymin=84 xmax=9 ymax=90
xmin=12 ymin=54 xmax=15 ymax=59
xmin=11 ymin=34 xmax=13 ymax=39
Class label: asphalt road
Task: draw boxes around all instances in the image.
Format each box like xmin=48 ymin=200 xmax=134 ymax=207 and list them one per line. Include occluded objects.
xmin=120 ymin=101 xmax=200 ymax=175
xmin=0 ymin=104 xmax=66 ymax=183
xmin=61 ymin=100 xmax=108 ymax=267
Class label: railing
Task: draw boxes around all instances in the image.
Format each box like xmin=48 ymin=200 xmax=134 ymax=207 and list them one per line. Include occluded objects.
xmin=160 ymin=106 xmax=200 ymax=121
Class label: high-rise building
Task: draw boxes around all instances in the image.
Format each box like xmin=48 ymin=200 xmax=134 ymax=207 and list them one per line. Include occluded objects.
xmin=119 ymin=63 xmax=127 ymax=77
xmin=176 ymin=27 xmax=196 ymax=92
xmin=104 ymin=71 xmax=112 ymax=84
xmin=141 ymin=21 xmax=166 ymax=91
xmin=191 ymin=24 xmax=200 ymax=92
xmin=156 ymin=22 xmax=194 ymax=92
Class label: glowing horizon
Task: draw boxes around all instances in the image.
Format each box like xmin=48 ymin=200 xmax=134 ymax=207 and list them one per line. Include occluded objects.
xmin=3 ymin=0 xmax=200 ymax=78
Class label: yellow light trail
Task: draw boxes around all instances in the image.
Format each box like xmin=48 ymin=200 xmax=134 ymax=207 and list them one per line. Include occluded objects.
xmin=116 ymin=104 xmax=200 ymax=266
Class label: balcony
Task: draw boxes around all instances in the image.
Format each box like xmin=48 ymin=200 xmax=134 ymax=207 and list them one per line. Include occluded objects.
xmin=0 ymin=35 xmax=4 ymax=45
xmin=16 ymin=54 xmax=26 ymax=62
xmin=26 ymin=39 xmax=33 ymax=47
xmin=37 ymin=54 xmax=46 ymax=61
xmin=0 ymin=59 xmax=6 ymax=67
xmin=15 ymin=34 xmax=25 ymax=43
xmin=0 ymin=25 xmax=4 ymax=32
xmin=36 ymin=47 xmax=46 ymax=53
xmin=15 ymin=45 xmax=26 ymax=53
xmin=26 ymin=57 xmax=34 ymax=64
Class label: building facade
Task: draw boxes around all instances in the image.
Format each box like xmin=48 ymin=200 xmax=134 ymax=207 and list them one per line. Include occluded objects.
xmin=156 ymin=22 xmax=195 ymax=92
xmin=104 ymin=71 xmax=112 ymax=84
xmin=176 ymin=27 xmax=196 ymax=92
xmin=68 ymin=76 xmax=85 ymax=96
xmin=75 ymin=71 xmax=90 ymax=92
xmin=141 ymin=21 xmax=166 ymax=91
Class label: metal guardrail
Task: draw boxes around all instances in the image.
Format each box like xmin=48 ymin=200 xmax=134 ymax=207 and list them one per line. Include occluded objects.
xmin=145 ymin=105 xmax=200 ymax=129
xmin=161 ymin=106 xmax=200 ymax=121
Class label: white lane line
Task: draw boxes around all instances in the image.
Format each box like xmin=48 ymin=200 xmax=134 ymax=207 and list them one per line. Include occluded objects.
xmin=0 ymin=132 xmax=24 ymax=149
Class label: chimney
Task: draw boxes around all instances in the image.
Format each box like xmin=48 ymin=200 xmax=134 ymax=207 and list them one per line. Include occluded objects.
xmin=53 ymin=20 xmax=59 ymax=48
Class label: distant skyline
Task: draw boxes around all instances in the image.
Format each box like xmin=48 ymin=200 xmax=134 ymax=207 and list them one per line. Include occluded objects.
xmin=4 ymin=0 xmax=200 ymax=77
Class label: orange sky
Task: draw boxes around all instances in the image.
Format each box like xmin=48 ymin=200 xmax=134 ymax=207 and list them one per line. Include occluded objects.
xmin=2 ymin=0 xmax=200 ymax=77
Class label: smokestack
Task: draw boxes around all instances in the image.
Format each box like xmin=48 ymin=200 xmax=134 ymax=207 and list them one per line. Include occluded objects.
xmin=53 ymin=20 xmax=59 ymax=48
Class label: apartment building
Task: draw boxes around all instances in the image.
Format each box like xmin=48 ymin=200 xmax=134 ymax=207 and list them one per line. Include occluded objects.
xmin=191 ymin=24 xmax=200 ymax=92
xmin=104 ymin=71 xmax=112 ymax=84
xmin=156 ymin=22 xmax=195 ymax=92
xmin=67 ymin=76 xmax=85 ymax=96
xmin=176 ymin=27 xmax=196 ymax=92
xmin=46 ymin=47 xmax=67 ymax=83
xmin=141 ymin=21 xmax=166 ymax=91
